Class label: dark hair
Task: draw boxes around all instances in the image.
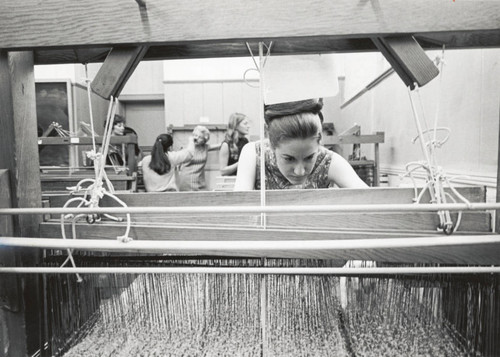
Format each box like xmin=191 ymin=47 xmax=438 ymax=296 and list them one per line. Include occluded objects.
xmin=224 ymin=112 xmax=248 ymax=158
xmin=264 ymin=99 xmax=323 ymax=148
xmin=113 ymin=114 xmax=125 ymax=125
xmin=105 ymin=114 xmax=125 ymax=128
xmin=264 ymin=98 xmax=323 ymax=124
xmin=148 ymin=133 xmax=174 ymax=175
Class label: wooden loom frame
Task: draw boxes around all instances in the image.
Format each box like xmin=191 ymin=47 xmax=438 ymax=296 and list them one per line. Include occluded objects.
xmin=1 ymin=1 xmax=500 ymax=356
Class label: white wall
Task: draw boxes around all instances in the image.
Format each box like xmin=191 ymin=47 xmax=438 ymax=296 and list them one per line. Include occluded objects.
xmin=163 ymin=57 xmax=259 ymax=82
xmin=340 ymin=48 xmax=500 ymax=194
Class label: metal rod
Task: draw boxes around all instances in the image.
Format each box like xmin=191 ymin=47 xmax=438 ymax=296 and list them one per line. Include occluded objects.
xmin=1 ymin=266 xmax=499 ymax=275
xmin=1 ymin=202 xmax=499 ymax=216
xmin=258 ymin=41 xmax=267 ymax=229
xmin=1 ymin=235 xmax=499 ymax=251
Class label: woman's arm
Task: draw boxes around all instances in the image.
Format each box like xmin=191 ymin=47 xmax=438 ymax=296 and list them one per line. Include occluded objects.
xmin=169 ymin=149 xmax=193 ymax=166
xmin=327 ymin=151 xmax=368 ymax=188
xmin=234 ymin=142 xmax=257 ymax=191
xmin=169 ymin=136 xmax=195 ymax=165
xmin=218 ymin=142 xmax=238 ymax=176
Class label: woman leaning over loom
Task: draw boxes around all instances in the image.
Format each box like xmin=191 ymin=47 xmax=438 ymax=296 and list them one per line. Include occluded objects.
xmin=219 ymin=112 xmax=251 ymax=176
xmin=234 ymin=98 xmax=367 ymax=190
xmin=141 ymin=133 xmax=195 ymax=192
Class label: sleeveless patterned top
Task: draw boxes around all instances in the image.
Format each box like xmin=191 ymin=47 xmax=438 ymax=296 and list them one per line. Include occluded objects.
xmin=178 ymin=144 xmax=208 ymax=191
xmin=254 ymin=140 xmax=332 ymax=190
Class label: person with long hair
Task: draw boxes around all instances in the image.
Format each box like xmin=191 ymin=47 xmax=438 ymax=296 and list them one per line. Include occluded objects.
xmin=141 ymin=133 xmax=195 ymax=192
xmin=219 ymin=112 xmax=251 ymax=176
xmin=234 ymin=98 xmax=367 ymax=190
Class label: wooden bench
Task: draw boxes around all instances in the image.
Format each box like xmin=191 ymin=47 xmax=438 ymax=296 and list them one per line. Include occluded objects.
xmin=41 ymin=172 xmax=137 ymax=193
xmin=213 ymin=175 xmax=237 ymax=191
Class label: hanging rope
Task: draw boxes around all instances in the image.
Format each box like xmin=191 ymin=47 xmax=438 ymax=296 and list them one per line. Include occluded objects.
xmin=58 ymin=72 xmax=134 ymax=281
xmin=402 ymin=46 xmax=471 ymax=234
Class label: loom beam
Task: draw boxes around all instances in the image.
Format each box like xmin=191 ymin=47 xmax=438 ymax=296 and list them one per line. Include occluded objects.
xmin=1 ymin=1 xmax=500 ymax=63
xmin=2 ymin=235 xmax=500 ymax=265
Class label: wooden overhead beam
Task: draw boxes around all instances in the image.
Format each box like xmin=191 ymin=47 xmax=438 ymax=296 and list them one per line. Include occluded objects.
xmin=30 ymin=31 xmax=500 ymax=65
xmin=372 ymin=36 xmax=439 ymax=89
xmin=0 ymin=0 xmax=499 ymax=50
xmin=91 ymin=46 xmax=149 ymax=99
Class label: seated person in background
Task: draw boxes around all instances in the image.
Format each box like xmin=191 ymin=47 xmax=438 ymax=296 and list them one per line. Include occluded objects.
xmin=219 ymin=112 xmax=250 ymax=176
xmin=141 ymin=133 xmax=195 ymax=192
xmin=234 ymin=98 xmax=368 ymax=190
xmin=178 ymin=125 xmax=218 ymax=191
xmin=106 ymin=114 xmax=142 ymax=168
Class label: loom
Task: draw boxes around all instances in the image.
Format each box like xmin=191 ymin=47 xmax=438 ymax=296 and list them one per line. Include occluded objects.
xmin=2 ymin=185 xmax=500 ymax=356
xmin=1 ymin=1 xmax=500 ymax=356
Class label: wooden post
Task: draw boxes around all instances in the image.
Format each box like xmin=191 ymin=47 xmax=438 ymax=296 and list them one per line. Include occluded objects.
xmin=0 ymin=51 xmax=43 ymax=356
xmin=0 ymin=171 xmax=26 ymax=357
xmin=374 ymin=141 xmax=380 ymax=186
xmin=126 ymin=137 xmax=137 ymax=176
xmin=496 ymin=98 xmax=500 ymax=233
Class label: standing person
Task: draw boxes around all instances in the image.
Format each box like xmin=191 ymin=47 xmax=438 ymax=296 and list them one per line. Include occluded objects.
xmin=234 ymin=98 xmax=367 ymax=190
xmin=141 ymin=133 xmax=195 ymax=192
xmin=219 ymin=112 xmax=250 ymax=176
xmin=106 ymin=114 xmax=142 ymax=169
xmin=178 ymin=125 xmax=218 ymax=191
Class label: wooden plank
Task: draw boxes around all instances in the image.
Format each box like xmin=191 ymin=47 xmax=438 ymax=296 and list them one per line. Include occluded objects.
xmin=372 ymin=36 xmax=440 ymax=89
xmin=40 ymin=175 xmax=135 ymax=182
xmin=46 ymin=186 xmax=488 ymax=209
xmin=1 ymin=0 xmax=499 ymax=51
xmin=38 ymin=136 xmax=137 ymax=145
xmin=31 ymin=31 xmax=500 ymax=65
xmin=42 ymin=187 xmax=492 ymax=236
xmin=41 ymin=210 xmax=491 ymax=233
xmin=91 ymin=46 xmax=149 ymax=99
xmin=45 ymin=187 xmax=491 ymax=231
xmin=40 ymin=176 xmax=133 ymax=192
xmin=38 ymin=223 xmax=500 ymax=265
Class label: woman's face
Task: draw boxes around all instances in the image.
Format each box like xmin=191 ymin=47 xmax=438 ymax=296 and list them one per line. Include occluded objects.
xmin=236 ymin=118 xmax=250 ymax=136
xmin=274 ymin=136 xmax=320 ymax=185
xmin=113 ymin=122 xmax=125 ymax=136
xmin=193 ymin=128 xmax=207 ymax=146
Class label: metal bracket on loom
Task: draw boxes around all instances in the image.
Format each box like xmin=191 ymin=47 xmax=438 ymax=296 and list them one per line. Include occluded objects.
xmin=90 ymin=45 xmax=149 ymax=100
xmin=372 ymin=36 xmax=439 ymax=90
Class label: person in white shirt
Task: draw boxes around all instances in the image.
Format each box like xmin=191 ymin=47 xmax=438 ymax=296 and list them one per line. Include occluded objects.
xmin=141 ymin=133 xmax=195 ymax=192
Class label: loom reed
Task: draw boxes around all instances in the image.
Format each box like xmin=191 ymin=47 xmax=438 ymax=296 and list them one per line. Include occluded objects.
xmin=41 ymin=254 xmax=498 ymax=356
